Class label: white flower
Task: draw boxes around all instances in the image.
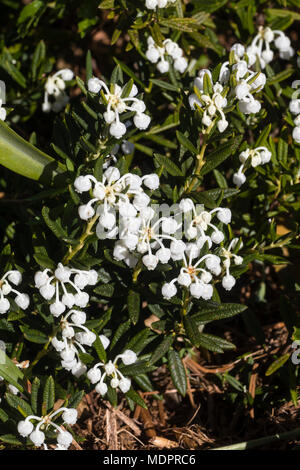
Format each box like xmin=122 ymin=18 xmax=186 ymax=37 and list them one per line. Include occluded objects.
xmin=0 ymin=270 xmax=29 ymax=314
xmin=17 ymin=406 xmax=77 ymax=449
xmin=88 ymin=349 xmax=137 ymax=396
xmin=233 ymin=146 xmax=271 ymax=186
xmin=220 ymin=238 xmax=243 ymax=291
xmin=35 ymin=264 xmax=97 ymax=314
xmin=246 ymin=26 xmax=294 ymax=69
xmin=51 ymin=309 xmax=96 ymax=375
xmin=87 ymin=79 xmax=150 ymax=136
xmin=145 ymin=36 xmax=188 ymax=74
xmin=42 ymin=69 xmax=73 ymax=113
xmin=189 ymin=73 xmax=228 ymax=132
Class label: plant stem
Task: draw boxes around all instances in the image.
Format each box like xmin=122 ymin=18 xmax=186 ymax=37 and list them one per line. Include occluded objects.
xmin=62 ymin=213 xmax=99 ymax=265
xmin=184 ymin=123 xmax=213 ymax=194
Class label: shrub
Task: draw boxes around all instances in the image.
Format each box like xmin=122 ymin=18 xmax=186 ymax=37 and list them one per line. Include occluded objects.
xmin=0 ymin=0 xmax=299 ymax=450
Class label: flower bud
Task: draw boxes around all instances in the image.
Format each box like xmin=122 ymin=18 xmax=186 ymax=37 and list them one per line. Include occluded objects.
xmin=78 ymin=204 xmax=95 ymax=220
xmin=18 ymin=420 xmax=34 ymax=437
xmin=95 ymin=382 xmax=108 ymax=396
xmin=142 ymin=173 xmax=159 ymax=190
xmin=40 ymin=283 xmax=55 ymax=300
xmin=177 ymin=272 xmax=191 ymax=287
xmin=162 ymin=282 xmax=177 ymax=299
xmin=15 ymin=294 xmax=30 ymax=310
xmin=119 ymin=377 xmax=131 ymax=393
xmin=30 ymin=430 xmax=45 ymax=447
xmin=110 ymin=377 xmax=119 ymax=388
xmin=0 ymin=298 xmax=10 ymax=314
xmin=7 ymin=270 xmax=22 ymax=286
xmin=133 ymin=113 xmax=151 ymax=130
xmin=87 ymin=367 xmax=101 ymax=384
xmin=62 ymin=293 xmax=75 ymax=308
xmin=222 ymin=274 xmax=236 ymax=291
xmin=74 ymin=175 xmax=92 ymax=193
xmin=34 ymin=271 xmax=49 ymax=288
xmin=142 ymin=254 xmax=158 ymax=271
xmin=217 ymin=208 xmax=231 ymax=224
xmin=70 ymin=310 xmax=86 ymax=325
xmin=121 ymin=350 xmax=137 ymax=365
xmin=233 ymin=172 xmax=246 ymax=187
xmin=109 ymin=122 xmax=127 ymax=139
xmin=74 ymin=292 xmax=89 ymax=308
xmin=57 ymin=431 xmax=73 ymax=449
xmin=88 ymin=77 xmax=102 ymax=93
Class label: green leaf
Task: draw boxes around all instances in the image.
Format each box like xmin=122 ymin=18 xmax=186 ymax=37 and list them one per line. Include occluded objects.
xmin=265 ymin=353 xmax=291 ymax=376
xmin=31 ymin=40 xmax=46 ymax=80
xmin=119 ymin=360 xmax=156 ymax=376
xmin=126 ymin=329 xmax=152 ymax=354
xmin=168 ymin=350 xmax=187 ymax=397
xmin=67 ymin=390 xmax=84 ymax=409
xmin=20 ymin=326 xmax=48 ymax=344
xmin=150 ymin=335 xmax=174 ymax=365
xmin=154 ymin=153 xmax=184 ymax=177
xmin=150 ymin=79 xmax=180 ymax=92
xmin=42 ymin=376 xmax=55 ymax=415
xmin=176 ymin=131 xmax=197 ymax=155
xmin=184 ymin=315 xmax=203 ymax=347
xmin=160 ymin=17 xmax=205 ymax=32
xmin=0 ymin=434 xmax=23 ymax=446
xmin=42 ymin=206 xmax=67 ymax=239
xmin=0 ymin=121 xmax=65 ymax=182
xmin=94 ymin=283 xmax=115 ymax=298
xmin=196 ymin=333 xmax=236 ymax=353
xmin=31 ymin=377 xmax=40 ymax=414
xmin=128 ymin=290 xmax=140 ymax=325
xmin=125 ymin=389 xmax=147 ymax=409
xmin=93 ymin=333 xmax=107 ymax=363
xmin=201 ymin=136 xmax=243 ymax=175
xmin=110 ymin=320 xmax=131 ymax=350
xmin=17 ymin=0 xmax=44 ymax=24
xmin=0 ymin=350 xmax=24 ymax=392
xmin=191 ymin=303 xmax=247 ymax=324
xmin=5 ymin=393 xmax=33 ymax=417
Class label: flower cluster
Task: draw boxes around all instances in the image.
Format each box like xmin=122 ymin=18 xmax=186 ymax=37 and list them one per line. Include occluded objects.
xmin=87 ymin=78 xmax=150 ymax=138
xmin=17 ymin=407 xmax=77 ymax=449
xmin=189 ymin=70 xmax=229 ymax=133
xmin=189 ymin=47 xmax=266 ymax=131
xmin=247 ymin=26 xmax=294 ymax=68
xmin=34 ymin=264 xmax=98 ymax=315
xmin=87 ymin=345 xmax=137 ymax=396
xmin=0 ymin=98 xmax=6 ymax=121
xmin=42 ymin=69 xmax=74 ymax=113
xmin=51 ymin=309 xmax=97 ymax=377
xmin=289 ymin=80 xmax=300 ymax=144
xmin=160 ymin=200 xmax=239 ymax=299
xmin=219 ymin=46 xmax=266 ymax=114
xmin=146 ymin=37 xmax=188 ymax=74
xmin=0 ymin=270 xmax=29 ymax=314
xmin=220 ymin=238 xmax=243 ymax=291
xmin=74 ymin=166 xmax=160 ymax=261
xmin=233 ymin=146 xmax=272 ymax=187
xmin=145 ymin=0 xmax=176 ymax=9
